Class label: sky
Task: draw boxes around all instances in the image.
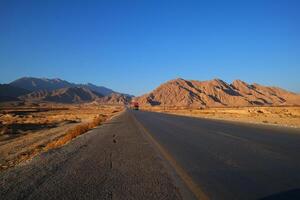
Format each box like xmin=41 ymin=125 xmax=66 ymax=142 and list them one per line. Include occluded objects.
xmin=0 ymin=0 xmax=299 ymax=95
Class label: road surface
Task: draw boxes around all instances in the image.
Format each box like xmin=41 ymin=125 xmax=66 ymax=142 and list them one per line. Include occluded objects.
xmin=1 ymin=109 xmax=300 ymax=200
xmin=0 ymin=110 xmax=182 ymax=200
xmin=131 ymin=110 xmax=300 ymax=200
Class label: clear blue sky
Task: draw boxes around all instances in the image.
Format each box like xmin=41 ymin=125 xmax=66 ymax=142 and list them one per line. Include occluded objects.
xmin=0 ymin=0 xmax=299 ymax=95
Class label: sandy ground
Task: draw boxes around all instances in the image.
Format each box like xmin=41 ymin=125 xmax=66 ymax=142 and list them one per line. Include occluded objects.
xmin=141 ymin=106 xmax=300 ymax=128
xmin=0 ymin=104 xmax=123 ymax=170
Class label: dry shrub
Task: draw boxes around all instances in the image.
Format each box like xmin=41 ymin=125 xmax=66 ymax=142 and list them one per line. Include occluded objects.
xmin=45 ymin=115 xmax=107 ymax=150
xmin=90 ymin=114 xmax=106 ymax=127
xmin=0 ymin=126 xmax=12 ymax=135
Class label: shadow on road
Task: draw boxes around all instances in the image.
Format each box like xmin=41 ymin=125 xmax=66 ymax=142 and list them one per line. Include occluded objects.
xmin=259 ymin=189 xmax=300 ymax=200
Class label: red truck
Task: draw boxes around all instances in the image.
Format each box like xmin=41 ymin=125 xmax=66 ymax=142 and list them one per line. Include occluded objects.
xmin=131 ymin=102 xmax=139 ymax=110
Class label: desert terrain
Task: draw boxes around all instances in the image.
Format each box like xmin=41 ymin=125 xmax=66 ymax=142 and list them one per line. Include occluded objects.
xmin=134 ymin=78 xmax=300 ymax=107
xmin=1 ymin=76 xmax=300 ymax=199
xmin=1 ymin=76 xmax=299 ymax=172
xmin=141 ymin=106 xmax=300 ymax=128
xmin=0 ymin=103 xmax=123 ymax=171
xmin=2 ymin=1 xmax=300 ymax=198
xmin=134 ymin=78 xmax=300 ymax=128
xmin=0 ymin=77 xmax=130 ymax=171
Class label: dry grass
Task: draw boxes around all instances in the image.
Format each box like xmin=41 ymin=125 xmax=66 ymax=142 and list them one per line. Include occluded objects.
xmin=141 ymin=106 xmax=300 ymax=128
xmin=45 ymin=114 xmax=107 ymax=149
xmin=0 ymin=104 xmax=123 ymax=171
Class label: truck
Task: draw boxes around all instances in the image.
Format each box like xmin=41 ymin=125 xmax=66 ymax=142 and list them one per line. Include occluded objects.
xmin=130 ymin=101 xmax=139 ymax=110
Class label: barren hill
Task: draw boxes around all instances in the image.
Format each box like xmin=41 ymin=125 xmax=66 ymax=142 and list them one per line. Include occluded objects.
xmin=10 ymin=77 xmax=73 ymax=91
xmin=2 ymin=76 xmax=133 ymax=104
xmin=9 ymin=77 xmax=117 ymax=96
xmin=20 ymin=87 xmax=103 ymax=103
xmin=78 ymin=83 xmax=115 ymax=96
xmin=134 ymin=78 xmax=300 ymax=107
xmin=0 ymin=84 xmax=31 ymax=102
xmin=96 ymin=93 xmax=131 ymax=105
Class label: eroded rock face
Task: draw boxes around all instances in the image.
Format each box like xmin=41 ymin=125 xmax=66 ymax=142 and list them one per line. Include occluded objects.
xmin=20 ymin=87 xmax=103 ymax=103
xmin=135 ymin=78 xmax=300 ymax=107
xmin=96 ymin=93 xmax=132 ymax=105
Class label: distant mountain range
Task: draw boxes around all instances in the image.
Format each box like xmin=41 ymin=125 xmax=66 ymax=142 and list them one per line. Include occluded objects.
xmin=0 ymin=84 xmax=31 ymax=102
xmin=1 ymin=77 xmax=299 ymax=107
xmin=0 ymin=77 xmax=132 ymax=104
xmin=19 ymin=87 xmax=103 ymax=103
xmin=134 ymin=78 xmax=300 ymax=107
xmin=10 ymin=77 xmax=116 ymax=96
xmin=96 ymin=93 xmax=132 ymax=105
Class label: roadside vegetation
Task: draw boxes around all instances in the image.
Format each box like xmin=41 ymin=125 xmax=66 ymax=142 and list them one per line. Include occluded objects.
xmin=0 ymin=104 xmax=123 ymax=171
xmin=45 ymin=114 xmax=107 ymax=149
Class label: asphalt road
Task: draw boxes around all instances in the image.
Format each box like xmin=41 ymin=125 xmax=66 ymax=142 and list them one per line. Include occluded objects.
xmin=0 ymin=111 xmax=182 ymax=200
xmin=1 ymin=109 xmax=300 ymax=200
xmin=131 ymin=110 xmax=300 ymax=200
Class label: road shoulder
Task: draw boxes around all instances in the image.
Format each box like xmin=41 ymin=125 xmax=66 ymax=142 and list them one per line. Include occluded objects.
xmin=0 ymin=110 xmax=183 ymax=200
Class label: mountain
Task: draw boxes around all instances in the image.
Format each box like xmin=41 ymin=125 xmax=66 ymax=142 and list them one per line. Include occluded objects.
xmin=0 ymin=84 xmax=31 ymax=102
xmin=10 ymin=77 xmax=73 ymax=91
xmin=134 ymin=78 xmax=300 ymax=107
xmin=96 ymin=93 xmax=132 ymax=105
xmin=78 ymin=83 xmax=115 ymax=96
xmin=20 ymin=87 xmax=103 ymax=103
xmin=1 ymin=77 xmax=133 ymax=104
xmin=9 ymin=77 xmax=121 ymax=96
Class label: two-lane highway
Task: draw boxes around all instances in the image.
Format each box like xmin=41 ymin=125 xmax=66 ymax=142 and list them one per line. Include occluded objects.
xmin=1 ymin=109 xmax=300 ymax=200
xmin=131 ymin=110 xmax=300 ymax=200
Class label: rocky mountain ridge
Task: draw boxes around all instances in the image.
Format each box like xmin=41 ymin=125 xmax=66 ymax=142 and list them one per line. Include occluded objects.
xmin=134 ymin=78 xmax=300 ymax=107
xmin=10 ymin=77 xmax=116 ymax=96
xmin=1 ymin=77 xmax=132 ymax=104
xmin=19 ymin=87 xmax=103 ymax=103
